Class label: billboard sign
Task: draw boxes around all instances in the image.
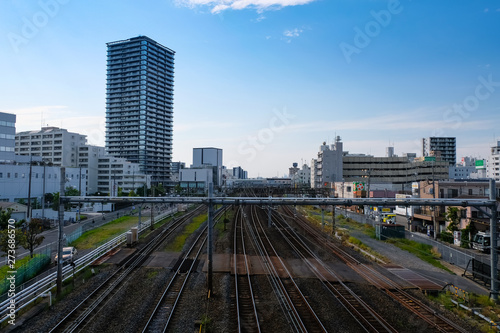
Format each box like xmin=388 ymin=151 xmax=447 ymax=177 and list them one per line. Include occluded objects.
xmin=475 ymin=160 xmax=485 ymax=170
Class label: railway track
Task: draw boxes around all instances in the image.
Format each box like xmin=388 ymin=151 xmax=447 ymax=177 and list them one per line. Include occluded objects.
xmin=284 ymin=206 xmax=469 ymax=333
xmin=247 ymin=205 xmax=327 ymax=333
xmin=234 ymin=208 xmax=261 ymax=333
xmin=271 ymin=207 xmax=397 ymax=333
xmin=49 ymin=206 xmax=204 ymax=333
xmin=142 ymin=207 xmax=227 ymax=332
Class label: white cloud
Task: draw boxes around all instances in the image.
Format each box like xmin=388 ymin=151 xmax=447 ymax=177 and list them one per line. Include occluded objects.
xmin=283 ymin=28 xmax=302 ymax=38
xmin=176 ymin=0 xmax=316 ymax=13
xmin=282 ymin=27 xmax=304 ymax=43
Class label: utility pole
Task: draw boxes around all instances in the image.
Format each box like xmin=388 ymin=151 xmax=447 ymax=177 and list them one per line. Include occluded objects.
xmin=138 ymin=204 xmax=142 ymax=230
xmin=490 ymin=179 xmax=498 ymax=301
xmin=431 ymin=161 xmax=437 ymax=240
xmin=78 ymin=166 xmax=82 ymax=222
xmin=150 ymin=187 xmax=155 ymax=231
xmin=56 ymin=167 xmax=65 ymax=297
xmin=27 ymin=158 xmax=33 ymax=221
xmin=332 ymin=205 xmax=336 ymax=233
xmin=207 ymin=182 xmax=214 ymax=294
xmin=41 ymin=163 xmax=46 ymax=219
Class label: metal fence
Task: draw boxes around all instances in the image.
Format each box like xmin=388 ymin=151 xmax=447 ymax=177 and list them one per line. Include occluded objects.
xmin=339 ymin=209 xmax=492 ymax=271
xmin=0 ymin=207 xmax=176 ymax=323
xmin=0 ymin=246 xmax=51 ymax=295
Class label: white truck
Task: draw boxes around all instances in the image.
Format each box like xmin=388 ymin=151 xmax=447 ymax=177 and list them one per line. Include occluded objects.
xmin=472 ymin=232 xmax=500 ymax=253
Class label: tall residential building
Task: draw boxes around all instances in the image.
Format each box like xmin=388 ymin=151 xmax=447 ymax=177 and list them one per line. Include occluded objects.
xmin=15 ymin=127 xmax=87 ymax=167
xmin=422 ymin=137 xmax=456 ymax=165
xmin=106 ymin=36 xmax=175 ymax=185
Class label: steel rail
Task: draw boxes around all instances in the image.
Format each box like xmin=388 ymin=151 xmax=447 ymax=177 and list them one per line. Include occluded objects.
xmin=49 ymin=207 xmax=203 ymax=332
xmin=0 ymin=208 xmax=177 ymax=324
xmin=249 ymin=206 xmax=327 ymax=333
xmin=287 ymin=207 xmax=469 ymax=333
xmin=240 ymin=207 xmax=299 ymax=332
xmin=234 ymin=208 xmax=261 ymax=333
xmin=274 ymin=207 xmax=397 ymax=333
xmin=142 ymin=207 xmax=226 ymax=333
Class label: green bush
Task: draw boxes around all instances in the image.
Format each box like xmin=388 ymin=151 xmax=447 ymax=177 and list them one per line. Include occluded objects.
xmin=440 ymin=231 xmax=453 ymax=244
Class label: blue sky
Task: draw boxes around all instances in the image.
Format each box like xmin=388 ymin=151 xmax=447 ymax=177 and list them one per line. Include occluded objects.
xmin=1 ymin=0 xmax=499 ymax=177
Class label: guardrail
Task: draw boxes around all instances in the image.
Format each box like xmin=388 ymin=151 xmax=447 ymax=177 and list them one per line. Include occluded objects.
xmin=0 ymin=208 xmax=175 ymax=324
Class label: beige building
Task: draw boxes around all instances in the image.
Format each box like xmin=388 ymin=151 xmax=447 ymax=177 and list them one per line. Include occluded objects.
xmin=413 ymin=180 xmax=500 ymax=235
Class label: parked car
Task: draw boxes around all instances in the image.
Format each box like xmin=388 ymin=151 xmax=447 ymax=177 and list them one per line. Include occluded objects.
xmin=54 ymin=247 xmax=77 ymax=264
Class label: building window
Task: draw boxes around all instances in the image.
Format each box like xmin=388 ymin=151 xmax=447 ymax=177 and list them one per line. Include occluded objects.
xmin=468 ymin=189 xmax=473 ymax=195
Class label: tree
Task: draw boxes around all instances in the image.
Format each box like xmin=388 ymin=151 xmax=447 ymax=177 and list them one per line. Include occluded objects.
xmin=51 ymin=192 xmax=60 ymax=211
xmin=446 ymin=207 xmax=461 ymax=232
xmin=155 ymin=183 xmax=166 ymax=196
xmin=174 ymin=184 xmax=182 ymax=195
xmin=44 ymin=193 xmax=54 ymax=208
xmin=0 ymin=229 xmax=25 ymax=257
xmin=65 ymin=186 xmax=80 ymax=196
xmin=128 ymin=190 xmax=137 ymax=197
xmin=136 ymin=187 xmax=146 ymax=197
xmin=21 ymin=218 xmax=45 ymax=258
xmin=0 ymin=209 xmax=12 ymax=230
xmin=51 ymin=187 xmax=80 ymax=211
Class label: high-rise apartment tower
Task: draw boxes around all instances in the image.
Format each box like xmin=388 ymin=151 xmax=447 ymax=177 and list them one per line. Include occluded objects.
xmin=106 ymin=36 xmax=175 ymax=185
xmin=422 ymin=137 xmax=456 ymax=166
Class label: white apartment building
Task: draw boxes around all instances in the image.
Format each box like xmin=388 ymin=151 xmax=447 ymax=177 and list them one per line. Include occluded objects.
xmin=311 ymin=137 xmax=344 ymax=189
xmin=487 ymin=140 xmax=500 ymax=181
xmin=78 ymin=145 xmax=106 ymax=194
xmin=96 ymin=156 xmax=150 ymax=196
xmin=291 ymin=164 xmax=311 ymax=187
xmin=16 ymin=127 xmax=87 ymax=167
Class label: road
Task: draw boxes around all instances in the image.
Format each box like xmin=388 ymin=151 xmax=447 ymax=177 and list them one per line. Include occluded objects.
xmin=0 ymin=206 xmax=140 ymax=264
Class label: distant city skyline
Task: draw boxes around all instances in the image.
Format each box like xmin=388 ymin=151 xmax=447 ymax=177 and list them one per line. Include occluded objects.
xmin=1 ymin=0 xmax=499 ymax=177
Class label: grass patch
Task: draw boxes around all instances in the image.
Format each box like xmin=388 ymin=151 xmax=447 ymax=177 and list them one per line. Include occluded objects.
xmin=146 ymin=269 xmax=159 ymax=279
xmin=0 ymin=255 xmax=41 ymax=281
xmin=215 ymin=210 xmax=234 ymax=233
xmin=429 ymin=292 xmax=500 ymax=332
xmin=345 ymin=235 xmax=387 ymax=262
xmin=0 ymin=254 xmax=50 ymax=294
xmin=385 ymin=238 xmax=452 ymax=273
xmin=70 ymin=216 xmax=140 ymax=249
xmin=164 ymin=213 xmax=208 ymax=252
